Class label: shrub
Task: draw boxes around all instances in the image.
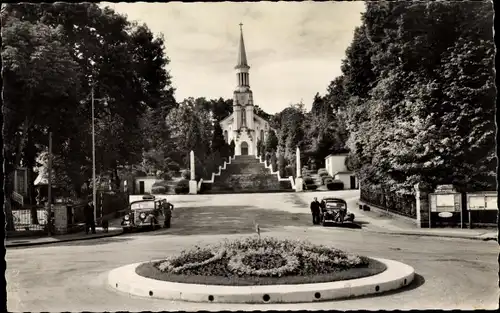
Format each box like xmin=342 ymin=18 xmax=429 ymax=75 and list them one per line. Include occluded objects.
xmin=199 ymin=182 xmax=212 ymax=193
xmin=284 ymin=165 xmax=295 ymax=178
xmin=151 ymin=185 xmax=167 ymax=194
xmin=304 ymin=176 xmax=315 ymax=184
xmin=326 ymin=180 xmax=344 ymax=190
xmin=303 ymin=176 xmax=318 ymax=190
xmin=321 ymin=175 xmax=333 ymax=185
xmin=174 ymin=179 xmax=190 ymax=194
xmin=317 ymin=168 xmax=328 ymax=175
xmin=318 ymin=171 xmax=329 ymax=178
xmin=181 ymin=169 xmax=191 ymax=180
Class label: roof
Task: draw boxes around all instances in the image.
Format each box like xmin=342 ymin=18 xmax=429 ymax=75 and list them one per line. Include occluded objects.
xmin=334 ymin=171 xmax=355 ymax=175
xmin=325 ymin=153 xmax=349 ymax=159
xmin=321 ymin=197 xmax=347 ymax=203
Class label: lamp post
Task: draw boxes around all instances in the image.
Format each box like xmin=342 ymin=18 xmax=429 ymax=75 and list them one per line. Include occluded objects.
xmin=90 ymin=83 xmax=108 ymax=224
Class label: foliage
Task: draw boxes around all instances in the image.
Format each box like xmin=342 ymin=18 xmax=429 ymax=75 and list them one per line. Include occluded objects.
xmin=155 ymin=237 xmax=369 ymax=278
xmin=174 ymin=179 xmax=190 ymax=194
xmin=264 ymin=129 xmax=278 ymax=153
xmin=335 ymin=1 xmax=495 ymax=193
xmin=326 ymin=180 xmax=344 ymax=191
xmin=2 ymin=3 xmax=175 ymax=207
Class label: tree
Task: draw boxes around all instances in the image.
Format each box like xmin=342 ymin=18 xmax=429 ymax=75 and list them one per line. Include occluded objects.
xmin=338 ymin=1 xmax=495 ymax=192
xmin=2 ymin=14 xmax=81 ymax=222
xmin=2 ymin=3 xmax=176 ymax=198
xmin=264 ymin=130 xmax=278 ymax=153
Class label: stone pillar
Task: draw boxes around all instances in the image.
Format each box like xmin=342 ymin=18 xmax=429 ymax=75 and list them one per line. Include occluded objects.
xmin=414 ymin=183 xmax=430 ymax=228
xmin=53 ymin=204 xmax=68 ymax=235
xmin=295 ymin=147 xmax=303 ymax=192
xmin=189 ymin=150 xmax=197 ymax=194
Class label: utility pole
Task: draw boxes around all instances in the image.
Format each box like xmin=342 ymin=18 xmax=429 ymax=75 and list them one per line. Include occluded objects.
xmin=48 ymin=131 xmax=52 ymax=236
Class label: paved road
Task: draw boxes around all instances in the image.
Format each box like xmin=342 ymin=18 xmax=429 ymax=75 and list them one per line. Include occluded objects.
xmin=6 ymin=191 xmax=499 ymax=311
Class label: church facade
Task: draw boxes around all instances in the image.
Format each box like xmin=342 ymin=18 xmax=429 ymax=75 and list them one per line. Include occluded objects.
xmin=220 ymin=25 xmax=272 ymax=156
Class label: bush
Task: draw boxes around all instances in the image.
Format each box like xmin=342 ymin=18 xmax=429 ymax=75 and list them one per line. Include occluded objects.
xmin=181 ymin=169 xmax=191 ymax=180
xmin=284 ymin=165 xmax=295 ymax=178
xmin=326 ymin=180 xmax=344 ymax=190
xmin=151 ymin=185 xmax=167 ymax=194
xmin=321 ymin=175 xmax=333 ymax=185
xmin=303 ymin=176 xmax=318 ymax=190
xmin=174 ymin=179 xmax=190 ymax=194
xmin=199 ymin=182 xmax=212 ymax=193
xmin=317 ymin=168 xmax=328 ymax=175
xmin=304 ymin=176 xmax=315 ymax=184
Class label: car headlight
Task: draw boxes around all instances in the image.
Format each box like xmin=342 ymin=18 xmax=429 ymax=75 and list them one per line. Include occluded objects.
xmin=140 ymin=212 xmax=146 ymax=219
xmin=124 ymin=215 xmax=130 ymax=221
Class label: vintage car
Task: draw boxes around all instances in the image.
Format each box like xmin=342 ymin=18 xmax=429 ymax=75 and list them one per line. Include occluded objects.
xmin=121 ymin=196 xmax=173 ymax=232
xmin=320 ymin=197 xmax=355 ymax=225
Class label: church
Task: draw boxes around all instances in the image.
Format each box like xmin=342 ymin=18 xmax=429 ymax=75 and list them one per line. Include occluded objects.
xmin=220 ymin=24 xmax=272 ymax=156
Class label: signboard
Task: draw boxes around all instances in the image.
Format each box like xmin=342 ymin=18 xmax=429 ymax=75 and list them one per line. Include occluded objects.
xmin=467 ymin=194 xmax=498 ymax=211
xmin=430 ymin=193 xmax=461 ymax=212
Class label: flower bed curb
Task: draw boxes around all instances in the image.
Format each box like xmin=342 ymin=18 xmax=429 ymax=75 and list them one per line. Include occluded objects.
xmin=107 ymin=258 xmax=415 ymax=304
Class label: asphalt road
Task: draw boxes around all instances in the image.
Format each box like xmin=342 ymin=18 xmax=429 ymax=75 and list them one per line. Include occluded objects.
xmin=6 ymin=191 xmax=499 ymax=311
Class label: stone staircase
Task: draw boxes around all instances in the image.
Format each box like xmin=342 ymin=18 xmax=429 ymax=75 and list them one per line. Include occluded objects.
xmin=206 ymin=155 xmax=293 ymax=193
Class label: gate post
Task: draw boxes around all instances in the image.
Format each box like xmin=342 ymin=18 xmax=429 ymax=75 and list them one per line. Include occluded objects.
xmin=295 ymin=147 xmax=303 ymax=192
xmin=189 ymin=150 xmax=198 ymax=195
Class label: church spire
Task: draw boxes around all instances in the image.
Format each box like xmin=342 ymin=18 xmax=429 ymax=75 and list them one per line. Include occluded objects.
xmin=235 ymin=23 xmax=249 ymax=69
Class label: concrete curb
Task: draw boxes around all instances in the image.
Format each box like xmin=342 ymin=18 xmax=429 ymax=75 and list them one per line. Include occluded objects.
xmin=365 ymin=229 xmax=498 ymax=242
xmin=5 ymin=229 xmax=124 ymax=248
xmin=107 ymin=258 xmax=414 ymax=304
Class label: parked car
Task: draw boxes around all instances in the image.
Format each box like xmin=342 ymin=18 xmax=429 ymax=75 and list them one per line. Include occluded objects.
xmin=121 ymin=196 xmax=174 ymax=232
xmin=320 ymin=197 xmax=355 ymax=225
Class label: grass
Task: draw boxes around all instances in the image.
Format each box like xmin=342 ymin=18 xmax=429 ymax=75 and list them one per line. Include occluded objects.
xmin=136 ymin=257 xmax=386 ymax=286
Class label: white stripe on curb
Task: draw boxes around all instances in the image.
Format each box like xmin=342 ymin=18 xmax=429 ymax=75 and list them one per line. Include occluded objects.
xmin=107 ymin=258 xmax=414 ymax=304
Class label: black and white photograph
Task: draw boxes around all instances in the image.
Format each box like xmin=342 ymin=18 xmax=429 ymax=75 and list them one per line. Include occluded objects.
xmin=3 ymin=1 xmax=498 ymax=311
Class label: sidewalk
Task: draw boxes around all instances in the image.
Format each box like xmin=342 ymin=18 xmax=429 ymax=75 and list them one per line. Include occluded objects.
xmin=353 ymin=200 xmax=498 ymax=241
xmin=5 ymin=226 xmax=123 ymax=248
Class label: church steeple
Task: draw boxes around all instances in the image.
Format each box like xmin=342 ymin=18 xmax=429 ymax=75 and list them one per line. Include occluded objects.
xmin=236 ymin=23 xmax=249 ymax=69
xmin=235 ymin=23 xmax=250 ymax=88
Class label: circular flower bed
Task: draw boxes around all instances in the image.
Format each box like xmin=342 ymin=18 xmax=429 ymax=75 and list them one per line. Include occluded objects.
xmin=136 ymin=237 xmax=387 ymax=286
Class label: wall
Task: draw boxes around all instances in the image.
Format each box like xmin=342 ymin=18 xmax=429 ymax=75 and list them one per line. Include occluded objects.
xmin=325 ymin=155 xmax=348 ymax=177
xmin=134 ymin=177 xmax=159 ymax=194
xmin=334 ymin=173 xmax=358 ymax=190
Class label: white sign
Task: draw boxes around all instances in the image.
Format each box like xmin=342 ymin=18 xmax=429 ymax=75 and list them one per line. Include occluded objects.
xmin=468 ymin=195 xmax=498 ymax=210
xmin=436 ymin=194 xmax=455 ymax=207
xmin=469 ymin=196 xmax=485 ymax=209
xmin=485 ymin=196 xmax=497 ymax=210
xmin=438 ymin=212 xmax=453 ymax=218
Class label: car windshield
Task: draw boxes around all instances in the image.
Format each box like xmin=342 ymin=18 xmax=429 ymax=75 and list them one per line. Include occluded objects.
xmin=131 ymin=201 xmax=155 ymax=211
xmin=324 ymin=201 xmax=346 ymax=209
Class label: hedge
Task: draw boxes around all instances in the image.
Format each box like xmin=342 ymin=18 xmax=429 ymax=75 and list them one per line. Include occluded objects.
xmin=175 ymin=179 xmax=190 ymax=194
xmin=326 ymin=180 xmax=344 ymax=191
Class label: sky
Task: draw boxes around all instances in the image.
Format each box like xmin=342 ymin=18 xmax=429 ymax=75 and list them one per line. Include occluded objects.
xmin=103 ymin=2 xmax=365 ymax=114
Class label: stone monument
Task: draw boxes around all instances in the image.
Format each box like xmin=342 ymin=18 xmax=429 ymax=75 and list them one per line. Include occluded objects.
xmin=189 ymin=150 xmax=198 ymax=194
xmin=295 ymin=147 xmax=303 ymax=192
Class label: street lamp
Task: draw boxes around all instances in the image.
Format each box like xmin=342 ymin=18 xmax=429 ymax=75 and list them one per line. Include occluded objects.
xmin=90 ymin=83 xmax=108 ymax=224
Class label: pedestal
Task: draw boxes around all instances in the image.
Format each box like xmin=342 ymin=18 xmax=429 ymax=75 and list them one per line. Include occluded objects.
xmin=53 ymin=204 xmax=68 ymax=235
xmin=295 ymin=177 xmax=304 ymax=192
xmin=189 ymin=180 xmax=198 ymax=195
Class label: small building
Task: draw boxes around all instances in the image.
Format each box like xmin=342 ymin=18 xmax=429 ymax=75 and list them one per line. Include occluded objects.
xmin=333 ymin=171 xmax=359 ymax=190
xmin=134 ymin=176 xmax=160 ymax=194
xmin=325 ymin=153 xmax=358 ymax=190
